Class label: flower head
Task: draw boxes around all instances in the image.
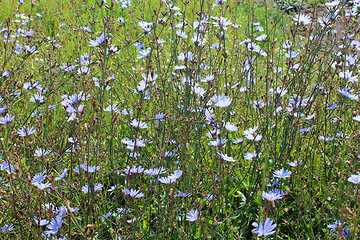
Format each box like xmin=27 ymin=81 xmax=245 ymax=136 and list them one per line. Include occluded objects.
xmin=186 ymin=209 xmax=199 ymax=221
xmin=252 ymin=218 xmax=277 ymax=237
xmin=89 ymin=33 xmax=107 ymax=47
xmin=44 ymin=215 xmax=63 ymax=236
xmin=137 ymin=48 xmax=151 ymax=59
xmin=211 ymin=94 xmax=232 ymax=108
xmin=293 ymin=14 xmax=312 ymax=25
xmin=273 ymin=168 xmax=292 ymax=179
xmin=124 ymin=188 xmax=144 ymax=198
xmin=1 ymin=223 xmax=14 ymax=232
xmin=217 ymin=152 xmax=236 ymax=162
xmin=0 ymin=114 xmax=15 ymax=124
xmin=262 ymin=189 xmax=284 ymax=201
xmin=348 ymin=174 xmax=360 ymax=184
xmin=17 ymin=126 xmax=36 ymax=137
xmin=55 ymin=168 xmax=68 ymax=181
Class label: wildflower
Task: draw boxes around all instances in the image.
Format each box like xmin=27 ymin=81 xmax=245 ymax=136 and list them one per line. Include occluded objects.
xmin=224 ymin=122 xmax=238 ymax=131
xmin=127 ymin=217 xmax=141 ymax=223
xmin=89 ymin=33 xmax=107 ymax=47
xmin=130 ymin=119 xmax=148 ymax=129
xmin=44 ymin=215 xmax=63 ymax=236
xmin=32 ymin=173 xmax=45 ymax=185
xmin=214 ymin=0 xmax=226 ymax=6
xmin=137 ymin=47 xmax=151 ymax=59
xmin=60 ymin=63 xmax=75 ymax=72
xmin=17 ymin=126 xmax=36 ymax=137
xmin=178 ymin=52 xmax=194 ymax=61
xmin=176 ymin=30 xmax=188 ymax=39
xmin=144 ymin=167 xmax=167 ymax=176
xmin=33 ymin=217 xmax=49 ymax=226
xmin=288 ymin=160 xmax=301 ymax=167
xmin=299 ymin=127 xmax=312 ymax=135
xmin=339 ymin=70 xmax=358 ymax=83
xmin=175 ymin=191 xmax=192 ymax=197
xmin=61 ymin=91 xmax=89 ymax=107
xmin=79 ymin=163 xmax=100 ymax=172
xmin=124 ymin=165 xmax=144 ymax=175
xmin=353 ymin=115 xmax=360 ymax=122
xmin=247 ymin=42 xmax=260 ymax=52
xmin=318 ymin=136 xmax=333 ymax=141
xmin=232 ymin=138 xmax=244 ymax=144
xmin=82 ymin=184 xmax=102 ymax=193
xmin=158 ymin=176 xmax=175 ymax=184
xmin=253 ymin=100 xmax=265 ymax=109
xmin=117 ymin=208 xmax=132 ymax=214
xmin=245 ymin=130 xmax=262 ymax=141
xmin=217 ymin=152 xmax=236 ymax=162
xmin=55 ymin=168 xmax=67 ymax=181
xmin=317 ymin=16 xmax=332 ymax=27
xmin=170 ymin=170 xmax=183 ymax=180
xmin=285 ymin=51 xmax=299 ymax=59
xmin=342 ymin=226 xmax=350 ymax=238
xmin=138 ymin=21 xmax=152 ymax=33
xmin=107 ymin=184 xmax=118 ymax=192
xmin=293 ymin=14 xmax=312 ymax=25
xmin=255 ymin=34 xmax=267 ymax=41
xmin=119 ymin=0 xmax=131 ymax=8
xmin=155 ymin=113 xmax=165 ymax=123
xmin=186 ymin=209 xmax=199 ymax=221
xmin=35 ymin=182 xmax=52 ymax=190
xmin=338 ymin=87 xmax=358 ymax=100
xmin=348 ymin=174 xmax=360 ymax=184
xmin=0 ymin=114 xmax=15 ymax=124
xmin=192 ymin=33 xmax=207 ymax=46
xmin=201 ymin=74 xmax=215 ymax=82
xmin=157 ymin=38 xmax=166 ymax=44
xmin=101 ymin=212 xmax=112 ymax=220
xmin=244 ymin=151 xmax=261 ymax=160
xmin=104 ymin=103 xmax=119 ymax=113
xmin=174 ymin=65 xmax=186 ymax=70
xmin=211 ymin=43 xmax=221 ymax=49
xmin=122 ymin=138 xmax=146 ymax=151
xmin=213 ymin=17 xmax=232 ymax=30
xmin=124 ymin=188 xmax=144 ymax=198
xmin=252 ymin=218 xmax=277 ymax=237
xmin=204 ymin=194 xmax=214 ymax=201
xmin=273 ymin=168 xmax=292 ymax=179
xmin=81 ymin=185 xmax=90 ymax=193
xmin=325 ymin=0 xmax=339 ymax=7
xmin=77 ymin=66 xmax=91 ymax=75
xmin=193 ymin=86 xmax=205 ymax=97
xmin=327 ymin=220 xmax=350 ymax=238
xmin=244 ymin=126 xmax=258 ymax=136
xmin=0 ymin=106 xmax=6 ymax=115
xmin=14 ymin=44 xmax=23 ymax=54
xmin=327 ymin=103 xmax=338 ymax=110
xmin=211 ymin=94 xmax=232 ymax=108
xmin=32 ymin=173 xmax=51 ymax=190
xmin=25 ymin=45 xmax=38 ymax=54
xmin=262 ymin=189 xmax=284 ymax=201
xmin=1 ymin=223 xmax=14 ymax=232
xmin=0 ymin=161 xmax=14 ymax=173
xmin=34 ymin=148 xmax=51 ymax=157
xmin=254 ymin=25 xmax=264 ymax=31
xmin=94 ymin=183 xmax=103 ymax=192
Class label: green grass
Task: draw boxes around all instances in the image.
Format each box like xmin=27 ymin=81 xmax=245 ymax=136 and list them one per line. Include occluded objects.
xmin=1 ymin=0 xmax=360 ymax=239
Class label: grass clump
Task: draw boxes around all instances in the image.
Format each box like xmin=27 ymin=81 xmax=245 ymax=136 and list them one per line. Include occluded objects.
xmin=0 ymin=0 xmax=360 ymax=239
